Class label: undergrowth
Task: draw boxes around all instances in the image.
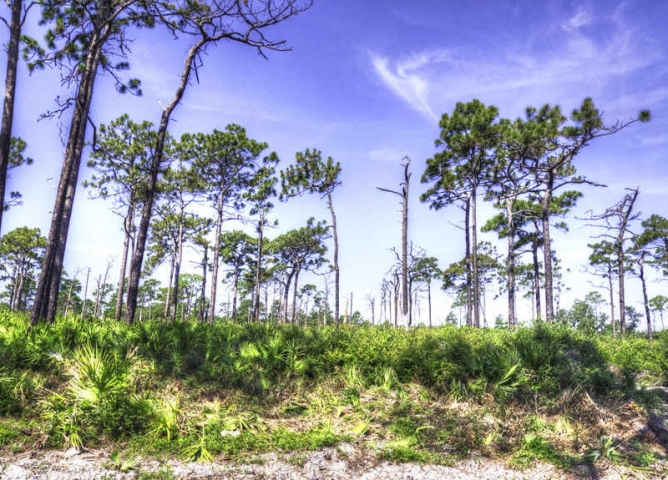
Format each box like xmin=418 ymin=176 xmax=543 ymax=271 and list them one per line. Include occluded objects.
xmin=0 ymin=310 xmax=666 ymax=476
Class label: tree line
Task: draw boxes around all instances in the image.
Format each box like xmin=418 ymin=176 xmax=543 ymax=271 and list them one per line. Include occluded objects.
xmin=0 ymin=2 xmax=666 ymax=334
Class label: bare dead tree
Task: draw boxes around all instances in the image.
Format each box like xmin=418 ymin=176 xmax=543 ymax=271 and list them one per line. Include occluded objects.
xmin=377 ymin=156 xmax=411 ymax=327
xmin=580 ymin=188 xmax=640 ymax=335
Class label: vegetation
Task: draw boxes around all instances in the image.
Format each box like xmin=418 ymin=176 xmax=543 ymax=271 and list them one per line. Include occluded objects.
xmin=0 ymin=1 xmax=666 ymax=477
xmin=0 ymin=310 xmax=666 ymax=475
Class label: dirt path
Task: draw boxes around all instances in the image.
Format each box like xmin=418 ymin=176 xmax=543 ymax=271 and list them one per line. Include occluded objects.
xmin=0 ymin=443 xmax=650 ymax=480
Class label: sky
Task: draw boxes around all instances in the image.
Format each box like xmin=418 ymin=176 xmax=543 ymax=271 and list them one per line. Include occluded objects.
xmin=2 ymin=0 xmax=667 ymax=327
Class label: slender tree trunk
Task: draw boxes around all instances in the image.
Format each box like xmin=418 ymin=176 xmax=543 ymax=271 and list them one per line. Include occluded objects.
xmin=232 ymin=269 xmax=240 ymax=319
xmin=15 ymin=271 xmax=26 ymax=311
xmin=115 ymin=203 xmax=134 ymax=321
xmin=393 ymin=280 xmax=399 ymax=327
xmin=607 ymin=264 xmax=616 ymax=338
xmin=64 ymin=278 xmax=75 ymax=317
xmin=464 ymin=198 xmax=472 ymax=327
xmin=292 ymin=268 xmax=301 ymax=324
xmin=471 ymin=187 xmax=481 ymax=328
xmin=94 ymin=274 xmax=102 ymax=317
xmin=170 ymin=217 xmax=185 ymax=322
xmin=10 ymin=268 xmax=20 ymax=311
xmin=427 ymin=282 xmax=432 ymax=328
xmin=407 ymin=281 xmax=413 ymax=327
xmin=253 ymin=212 xmax=265 ymax=323
xmin=200 ymin=243 xmax=208 ymax=322
xmin=208 ymin=196 xmax=224 ymax=321
xmin=126 ymin=38 xmax=207 ymax=324
xmin=80 ymin=268 xmax=90 ymax=319
xmin=401 ymin=184 xmax=408 ymax=326
xmin=617 ymin=247 xmax=626 ymax=335
xmin=541 ymin=176 xmax=555 ymax=322
xmin=639 ymin=255 xmax=652 ymax=339
xmin=506 ymin=198 xmax=516 ymax=327
xmin=164 ymin=254 xmax=175 ymax=319
xmin=531 ymin=234 xmax=542 ymax=320
xmin=282 ymin=273 xmax=294 ymax=324
xmin=0 ymin=0 xmax=22 ymax=233
xmin=327 ymin=193 xmax=340 ymax=327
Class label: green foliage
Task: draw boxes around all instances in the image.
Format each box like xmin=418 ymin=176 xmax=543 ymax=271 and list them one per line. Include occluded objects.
xmin=0 ymin=312 xmax=665 ymax=475
xmin=510 ymin=433 xmax=573 ymax=469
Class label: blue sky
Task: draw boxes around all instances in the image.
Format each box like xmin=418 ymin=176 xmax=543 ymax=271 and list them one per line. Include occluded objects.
xmin=2 ymin=0 xmax=667 ymax=325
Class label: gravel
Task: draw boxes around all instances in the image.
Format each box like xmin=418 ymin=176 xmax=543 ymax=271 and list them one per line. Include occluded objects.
xmin=0 ymin=443 xmax=634 ymax=480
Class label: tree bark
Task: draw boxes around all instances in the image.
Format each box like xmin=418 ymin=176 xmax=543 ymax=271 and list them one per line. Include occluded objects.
xmin=639 ymin=255 xmax=652 ymax=339
xmin=541 ymin=175 xmax=555 ymax=322
xmin=607 ymin=264 xmax=616 ymax=338
xmin=32 ymin=18 xmax=105 ymax=325
xmin=0 ymin=0 xmax=22 ymax=233
xmin=427 ymin=282 xmax=432 ymax=328
xmin=253 ymin=211 xmax=265 ymax=322
xmin=164 ymin=253 xmax=175 ymax=319
xmin=327 ymin=192 xmax=340 ymax=327
xmin=114 ymin=203 xmax=134 ymax=321
xmin=232 ymin=268 xmax=240 ymax=319
xmin=170 ymin=214 xmax=185 ymax=322
xmin=282 ymin=272 xmax=294 ymax=324
xmin=292 ymin=268 xmax=301 ymax=324
xmin=200 ymin=242 xmax=208 ymax=322
xmin=208 ymin=194 xmax=224 ymax=321
xmin=464 ymin=198 xmax=472 ymax=327
xmin=505 ymin=198 xmax=516 ymax=327
xmin=471 ymin=187 xmax=480 ymax=328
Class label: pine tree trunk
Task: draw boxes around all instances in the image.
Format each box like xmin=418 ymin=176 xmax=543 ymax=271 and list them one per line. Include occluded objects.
xmin=115 ymin=203 xmax=134 ymax=321
xmin=15 ymin=271 xmax=25 ymax=311
xmin=0 ymin=0 xmax=22 ymax=233
xmin=471 ymin=187 xmax=480 ymax=328
xmin=164 ymin=254 xmax=175 ymax=319
xmin=126 ymin=38 xmax=207 ymax=324
xmin=170 ymin=216 xmax=185 ymax=322
xmin=10 ymin=267 xmax=20 ymax=311
xmin=608 ymin=264 xmax=616 ymax=338
xmin=80 ymin=268 xmax=90 ymax=319
xmin=253 ymin=213 xmax=265 ymax=323
xmin=208 ymin=195 xmax=224 ymax=321
xmin=428 ymin=283 xmax=432 ymax=328
xmin=464 ymin=198 xmax=472 ymax=327
xmin=292 ymin=268 xmax=301 ymax=324
xmin=506 ymin=198 xmax=516 ymax=327
xmin=283 ymin=273 xmax=294 ymax=324
xmin=541 ymin=177 xmax=555 ymax=322
xmin=327 ymin=193 xmax=340 ymax=327
xmin=200 ymin=243 xmax=208 ymax=322
xmin=32 ymin=23 xmax=105 ymax=325
xmin=532 ymin=233 xmax=542 ymax=320
xmin=232 ymin=269 xmax=239 ymax=319
xmin=639 ymin=255 xmax=652 ymax=339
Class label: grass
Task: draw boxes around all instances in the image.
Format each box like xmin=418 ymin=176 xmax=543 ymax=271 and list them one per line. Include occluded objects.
xmin=0 ymin=310 xmax=666 ymax=476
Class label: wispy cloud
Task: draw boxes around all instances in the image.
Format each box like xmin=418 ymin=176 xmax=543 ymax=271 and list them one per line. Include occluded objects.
xmin=370 ymin=52 xmax=447 ymax=121
xmin=370 ymin=4 xmax=664 ymax=120
xmin=562 ymin=6 xmax=592 ymax=31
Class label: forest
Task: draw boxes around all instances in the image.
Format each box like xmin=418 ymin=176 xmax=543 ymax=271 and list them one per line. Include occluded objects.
xmin=0 ymin=0 xmax=667 ymax=478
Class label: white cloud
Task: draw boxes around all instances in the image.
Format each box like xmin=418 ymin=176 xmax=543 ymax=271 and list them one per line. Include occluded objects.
xmin=562 ymin=7 xmax=592 ymax=31
xmin=369 ymin=5 xmax=662 ymax=120
xmin=370 ymin=53 xmax=441 ymax=121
